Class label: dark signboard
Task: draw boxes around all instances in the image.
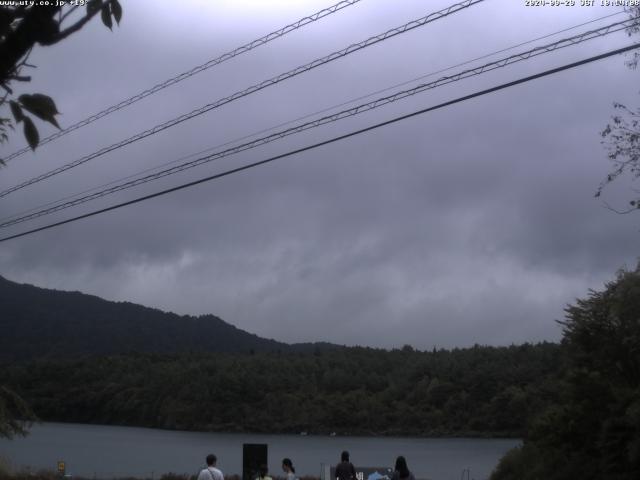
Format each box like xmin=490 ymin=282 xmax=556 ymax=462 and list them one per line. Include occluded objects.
xmin=242 ymin=443 xmax=268 ymax=480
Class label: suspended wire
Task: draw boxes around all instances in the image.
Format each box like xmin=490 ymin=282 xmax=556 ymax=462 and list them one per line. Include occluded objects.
xmin=1 ymin=0 xmax=364 ymax=163
xmin=0 ymin=0 xmax=485 ymax=199
xmin=2 ymin=42 xmax=638 ymax=244
xmin=0 ymin=9 xmax=623 ymax=226
xmin=1 ymin=17 xmax=634 ymax=227
xmin=1 ymin=17 xmax=636 ymax=230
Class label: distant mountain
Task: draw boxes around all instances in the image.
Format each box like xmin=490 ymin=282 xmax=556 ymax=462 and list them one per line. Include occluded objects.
xmin=0 ymin=275 xmax=330 ymax=361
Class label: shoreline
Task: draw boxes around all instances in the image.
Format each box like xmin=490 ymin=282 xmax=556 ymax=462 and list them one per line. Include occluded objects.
xmin=19 ymin=420 xmax=523 ymax=441
xmin=1 ymin=423 xmax=518 ymax=480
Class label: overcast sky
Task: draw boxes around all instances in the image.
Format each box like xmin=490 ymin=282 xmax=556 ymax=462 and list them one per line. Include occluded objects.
xmin=1 ymin=0 xmax=638 ymax=349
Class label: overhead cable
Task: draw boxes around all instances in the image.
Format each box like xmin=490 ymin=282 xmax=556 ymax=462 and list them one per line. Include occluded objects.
xmin=1 ymin=0 xmax=364 ymax=163
xmin=1 ymin=9 xmax=623 ymax=226
xmin=1 ymin=17 xmax=636 ymax=229
xmin=0 ymin=0 xmax=485 ymax=199
xmin=1 ymin=42 xmax=638 ymax=244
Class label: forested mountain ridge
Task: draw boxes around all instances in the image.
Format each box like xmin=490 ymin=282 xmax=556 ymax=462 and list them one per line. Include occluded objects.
xmin=0 ymin=275 xmax=568 ymax=438
xmin=1 ymin=343 xmax=564 ymax=437
xmin=0 ymin=275 xmax=324 ymax=360
xmin=3 ymin=265 xmax=638 ymax=477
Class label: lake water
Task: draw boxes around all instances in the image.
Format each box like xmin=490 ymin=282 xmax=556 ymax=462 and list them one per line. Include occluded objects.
xmin=0 ymin=423 xmax=519 ymax=480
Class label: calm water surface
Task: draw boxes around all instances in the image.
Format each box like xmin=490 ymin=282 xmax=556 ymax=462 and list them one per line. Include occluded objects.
xmin=0 ymin=423 xmax=519 ymax=480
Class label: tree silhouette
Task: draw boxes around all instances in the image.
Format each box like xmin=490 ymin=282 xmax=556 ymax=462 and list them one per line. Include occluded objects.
xmin=0 ymin=0 xmax=122 ymax=160
xmin=597 ymin=7 xmax=640 ymax=213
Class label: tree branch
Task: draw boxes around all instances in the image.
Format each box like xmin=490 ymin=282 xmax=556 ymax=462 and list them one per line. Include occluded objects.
xmin=7 ymin=74 xmax=30 ymax=82
xmin=59 ymin=5 xmax=80 ymax=25
xmin=0 ymin=6 xmax=60 ymax=84
xmin=45 ymin=2 xmax=107 ymax=44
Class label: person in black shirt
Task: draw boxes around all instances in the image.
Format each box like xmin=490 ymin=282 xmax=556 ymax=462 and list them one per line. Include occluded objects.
xmin=391 ymin=456 xmax=415 ymax=480
xmin=335 ymin=451 xmax=356 ymax=480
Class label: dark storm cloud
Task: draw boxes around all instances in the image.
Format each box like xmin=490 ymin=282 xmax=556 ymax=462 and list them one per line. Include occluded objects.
xmin=1 ymin=0 xmax=638 ymax=348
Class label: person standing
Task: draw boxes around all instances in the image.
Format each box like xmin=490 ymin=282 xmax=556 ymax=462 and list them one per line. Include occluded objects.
xmin=391 ymin=456 xmax=415 ymax=480
xmin=335 ymin=451 xmax=356 ymax=480
xmin=282 ymin=458 xmax=296 ymax=480
xmin=198 ymin=454 xmax=224 ymax=480
xmin=282 ymin=458 xmax=297 ymax=480
xmin=256 ymin=464 xmax=272 ymax=480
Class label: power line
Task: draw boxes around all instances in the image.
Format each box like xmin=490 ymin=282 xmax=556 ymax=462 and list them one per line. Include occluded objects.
xmin=1 ymin=17 xmax=635 ymax=229
xmin=1 ymin=10 xmax=624 ymax=226
xmin=1 ymin=42 xmax=638 ymax=244
xmin=1 ymin=0 xmax=364 ymax=163
xmin=0 ymin=0 xmax=484 ymax=199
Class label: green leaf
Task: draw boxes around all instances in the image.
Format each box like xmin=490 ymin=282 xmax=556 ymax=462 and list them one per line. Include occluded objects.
xmin=20 ymin=93 xmax=60 ymax=115
xmin=9 ymin=101 xmax=23 ymax=123
xmin=23 ymin=116 xmax=39 ymax=151
xmin=87 ymin=0 xmax=102 ymax=15
xmin=101 ymin=4 xmax=113 ymax=30
xmin=18 ymin=94 xmax=60 ymax=129
xmin=111 ymin=0 xmax=122 ymax=25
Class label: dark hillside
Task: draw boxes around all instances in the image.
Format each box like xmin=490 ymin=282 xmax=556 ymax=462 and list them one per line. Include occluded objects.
xmin=0 ymin=275 xmax=293 ymax=360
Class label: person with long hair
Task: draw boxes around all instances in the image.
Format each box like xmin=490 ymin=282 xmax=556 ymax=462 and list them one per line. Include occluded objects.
xmin=256 ymin=464 xmax=272 ymax=480
xmin=392 ymin=456 xmax=414 ymax=480
xmin=282 ymin=458 xmax=296 ymax=480
xmin=335 ymin=450 xmax=356 ymax=480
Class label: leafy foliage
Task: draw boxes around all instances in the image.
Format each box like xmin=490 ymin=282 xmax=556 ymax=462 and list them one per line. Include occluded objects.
xmin=599 ymin=101 xmax=640 ymax=211
xmin=624 ymin=6 xmax=640 ymax=70
xmin=491 ymin=264 xmax=640 ymax=480
xmin=0 ymin=0 xmax=122 ymax=157
xmin=0 ymin=274 xmax=566 ymax=437
xmin=0 ymin=343 xmax=563 ymax=437
xmin=598 ymin=7 xmax=640 ymax=212
xmin=0 ymin=386 xmax=36 ymax=439
xmin=0 ymin=1 xmax=122 ymax=437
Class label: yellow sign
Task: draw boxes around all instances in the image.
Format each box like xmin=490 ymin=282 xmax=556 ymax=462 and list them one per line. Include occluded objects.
xmin=57 ymin=462 xmax=65 ymax=474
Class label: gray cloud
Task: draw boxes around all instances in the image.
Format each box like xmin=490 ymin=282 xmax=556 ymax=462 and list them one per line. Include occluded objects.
xmin=1 ymin=0 xmax=638 ymax=349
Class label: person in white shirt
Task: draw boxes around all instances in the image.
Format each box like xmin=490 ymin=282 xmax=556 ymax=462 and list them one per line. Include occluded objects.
xmin=281 ymin=458 xmax=296 ymax=480
xmin=256 ymin=464 xmax=272 ymax=480
xmin=198 ymin=454 xmax=224 ymax=480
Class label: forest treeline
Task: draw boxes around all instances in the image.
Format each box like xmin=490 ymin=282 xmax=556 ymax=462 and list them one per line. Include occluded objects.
xmin=491 ymin=266 xmax=640 ymax=480
xmin=2 ymin=266 xmax=638 ymax=478
xmin=0 ymin=342 xmax=563 ymax=437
